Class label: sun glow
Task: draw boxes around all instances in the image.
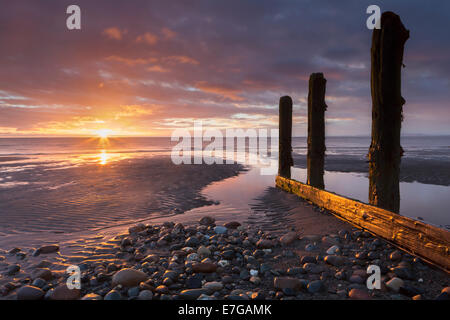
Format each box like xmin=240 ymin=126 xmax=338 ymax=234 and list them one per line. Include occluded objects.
xmin=96 ymin=129 xmax=113 ymax=139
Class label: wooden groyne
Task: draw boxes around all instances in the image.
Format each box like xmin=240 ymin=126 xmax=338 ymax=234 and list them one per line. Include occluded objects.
xmin=276 ymin=11 xmax=450 ymax=273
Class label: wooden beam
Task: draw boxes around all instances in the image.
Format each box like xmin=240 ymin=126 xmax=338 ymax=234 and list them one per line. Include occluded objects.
xmin=368 ymin=12 xmax=409 ymax=213
xmin=307 ymin=73 xmax=327 ymax=189
xmin=278 ymin=96 xmax=293 ymax=179
xmin=276 ymin=175 xmax=450 ymax=273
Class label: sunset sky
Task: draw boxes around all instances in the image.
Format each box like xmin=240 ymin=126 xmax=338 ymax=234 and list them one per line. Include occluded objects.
xmin=0 ymin=0 xmax=449 ymax=137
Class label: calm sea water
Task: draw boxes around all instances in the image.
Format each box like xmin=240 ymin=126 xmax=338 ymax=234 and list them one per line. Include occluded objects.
xmin=0 ymin=136 xmax=449 ymax=236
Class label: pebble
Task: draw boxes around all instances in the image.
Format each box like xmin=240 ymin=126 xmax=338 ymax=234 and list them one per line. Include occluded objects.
xmin=112 ymin=268 xmax=149 ymax=287
xmin=7 ymin=264 xmax=20 ymax=275
xmin=280 ymin=232 xmax=299 ymax=245
xmin=199 ymin=216 xmax=215 ymax=226
xmin=389 ymin=250 xmax=402 ymax=261
xmin=50 ymin=284 xmax=81 ymax=300
xmin=17 ymin=285 xmax=45 ymax=300
xmin=324 ymin=255 xmax=345 ymax=267
xmin=81 ymin=293 xmax=102 ymax=300
xmin=197 ymin=246 xmax=211 ymax=257
xmin=203 ymin=281 xmax=223 ymax=292
xmin=37 ymin=244 xmax=59 ymax=255
xmin=348 ymin=288 xmax=371 ymax=300
xmin=273 ymin=277 xmax=304 ymax=291
xmin=214 ymin=226 xmax=228 ymax=234
xmin=224 ymin=221 xmax=241 ymax=229
xmin=307 ymin=280 xmax=324 ymax=293
xmin=104 ymin=290 xmax=122 ymax=300
xmin=179 ymin=289 xmax=206 ymax=300
xmin=326 ymin=245 xmax=340 ymax=255
xmin=192 ymin=262 xmax=217 ymax=273
xmin=138 ymin=290 xmax=153 ymax=300
xmin=385 ymin=277 xmax=404 ymax=293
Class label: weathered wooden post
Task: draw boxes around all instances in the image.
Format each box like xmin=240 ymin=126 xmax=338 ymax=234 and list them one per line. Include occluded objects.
xmin=278 ymin=96 xmax=293 ymax=178
xmin=307 ymin=73 xmax=327 ymax=189
xmin=368 ymin=12 xmax=409 ymax=213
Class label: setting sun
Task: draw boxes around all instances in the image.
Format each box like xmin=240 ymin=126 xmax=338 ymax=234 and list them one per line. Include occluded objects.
xmin=96 ymin=129 xmax=113 ymax=139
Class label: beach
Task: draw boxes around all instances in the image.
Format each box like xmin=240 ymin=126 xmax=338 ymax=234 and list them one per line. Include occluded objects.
xmin=0 ymin=153 xmax=449 ymax=300
xmin=0 ymin=136 xmax=449 ymax=300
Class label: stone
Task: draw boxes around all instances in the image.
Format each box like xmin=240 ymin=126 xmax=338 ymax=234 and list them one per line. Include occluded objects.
xmin=305 ymin=243 xmax=318 ymax=251
xmin=300 ymin=256 xmax=316 ymax=264
xmin=127 ymin=287 xmax=140 ymax=297
xmin=138 ymin=290 xmax=153 ymax=300
xmin=82 ymin=293 xmax=102 ymax=300
xmin=435 ymin=292 xmax=450 ymax=300
xmin=324 ymin=255 xmax=345 ymax=267
xmin=185 ymin=237 xmax=200 ymax=247
xmin=385 ymin=277 xmax=404 ymax=293
xmin=280 ymin=232 xmax=299 ymax=245
xmin=250 ymin=269 xmax=258 ymax=276
xmin=389 ymin=250 xmax=402 ymax=261
xmin=307 ymin=280 xmax=324 ymax=293
xmin=155 ymin=285 xmax=169 ymax=294
xmin=256 ymin=239 xmax=273 ymax=249
xmin=218 ymin=260 xmax=229 ymax=268
xmin=349 ymin=288 xmax=371 ymax=300
xmin=349 ymin=275 xmax=365 ymax=284
xmin=250 ymin=276 xmax=261 ymax=285
xmin=203 ymin=281 xmax=223 ymax=292
xmin=197 ymin=246 xmax=211 ymax=257
xmin=179 ymin=289 xmax=206 ymax=300
xmin=192 ymin=263 xmax=217 ymax=273
xmin=214 ymin=226 xmax=228 ymax=234
xmin=412 ymin=295 xmax=422 ymax=300
xmin=224 ymin=221 xmax=241 ymax=229
xmin=303 ymin=263 xmax=322 ymax=274
xmin=186 ymin=276 xmax=203 ymax=289
xmin=50 ymin=284 xmax=81 ymax=300
xmin=273 ymin=277 xmax=304 ymax=291
xmin=442 ymin=287 xmax=450 ymax=294
xmin=199 ymin=216 xmax=215 ymax=226
xmin=32 ymin=268 xmax=52 ymax=281
xmin=7 ymin=264 xmax=20 ymax=275
xmin=104 ymin=290 xmax=122 ymax=300
xmin=17 ymin=285 xmax=45 ymax=300
xmin=37 ymin=244 xmax=59 ymax=254
xmin=111 ymin=268 xmax=149 ymax=287
xmin=326 ymin=245 xmax=340 ymax=255
xmin=391 ymin=266 xmax=414 ymax=280
xmin=128 ymin=224 xmax=146 ymax=234
xmin=31 ymin=278 xmax=47 ymax=288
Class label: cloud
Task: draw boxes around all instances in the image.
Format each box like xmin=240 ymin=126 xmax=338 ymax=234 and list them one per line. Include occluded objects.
xmin=136 ymin=32 xmax=158 ymax=45
xmin=0 ymin=0 xmax=449 ymax=136
xmin=102 ymin=27 xmax=126 ymax=40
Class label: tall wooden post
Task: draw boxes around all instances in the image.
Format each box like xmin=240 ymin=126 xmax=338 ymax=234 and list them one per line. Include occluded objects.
xmin=307 ymin=73 xmax=327 ymax=189
xmin=278 ymin=96 xmax=293 ymax=178
xmin=368 ymin=12 xmax=409 ymax=213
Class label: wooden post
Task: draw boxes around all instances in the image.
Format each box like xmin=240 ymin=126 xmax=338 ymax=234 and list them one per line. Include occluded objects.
xmin=368 ymin=12 xmax=409 ymax=213
xmin=278 ymin=96 xmax=293 ymax=178
xmin=307 ymin=73 xmax=327 ymax=189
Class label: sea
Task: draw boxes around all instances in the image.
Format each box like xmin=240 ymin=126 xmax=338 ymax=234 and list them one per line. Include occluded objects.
xmin=0 ymin=136 xmax=449 ymax=242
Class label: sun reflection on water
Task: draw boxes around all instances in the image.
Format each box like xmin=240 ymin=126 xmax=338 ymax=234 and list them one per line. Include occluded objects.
xmin=99 ymin=150 xmax=109 ymax=165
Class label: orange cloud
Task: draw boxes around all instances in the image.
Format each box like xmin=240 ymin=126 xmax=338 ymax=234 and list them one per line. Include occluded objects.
xmin=136 ymin=32 xmax=158 ymax=45
xmin=195 ymin=82 xmax=244 ymax=101
xmin=102 ymin=27 xmax=126 ymax=40
xmin=161 ymin=27 xmax=177 ymax=39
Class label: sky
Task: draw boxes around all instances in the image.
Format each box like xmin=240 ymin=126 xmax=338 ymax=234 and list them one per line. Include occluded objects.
xmin=0 ymin=0 xmax=449 ymax=137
